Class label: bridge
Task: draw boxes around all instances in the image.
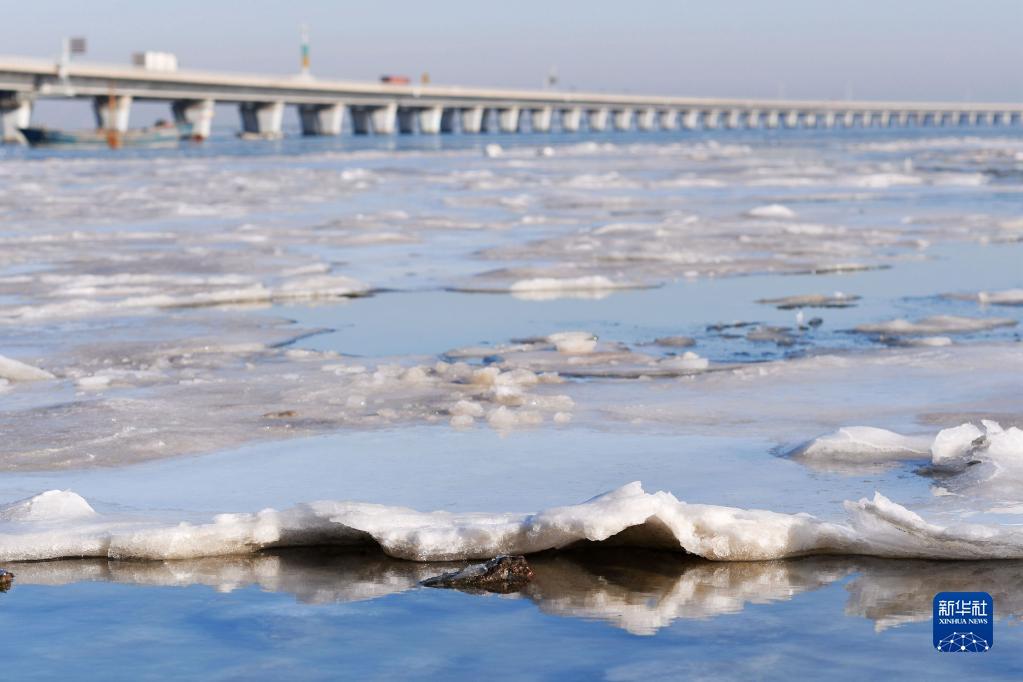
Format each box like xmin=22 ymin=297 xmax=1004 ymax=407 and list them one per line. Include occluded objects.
xmin=2 ymin=55 xmax=1022 ymax=142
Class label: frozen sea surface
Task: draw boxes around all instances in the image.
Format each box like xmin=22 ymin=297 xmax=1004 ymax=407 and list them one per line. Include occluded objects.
xmin=0 ymin=127 xmax=1021 ymax=677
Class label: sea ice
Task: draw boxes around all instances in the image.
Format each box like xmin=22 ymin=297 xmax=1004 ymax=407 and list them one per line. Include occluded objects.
xmin=5 ymin=482 xmax=1023 ymax=564
xmin=854 ymin=315 xmax=1017 ymax=336
xmin=0 ymin=354 xmax=54 ymax=382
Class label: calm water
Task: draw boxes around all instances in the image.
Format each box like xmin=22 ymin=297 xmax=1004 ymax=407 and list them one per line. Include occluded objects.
xmin=3 ymin=549 xmax=1023 ymax=681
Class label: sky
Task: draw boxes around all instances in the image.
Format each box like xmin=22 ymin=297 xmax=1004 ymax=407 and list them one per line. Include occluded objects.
xmin=2 ymin=0 xmax=1021 ymax=109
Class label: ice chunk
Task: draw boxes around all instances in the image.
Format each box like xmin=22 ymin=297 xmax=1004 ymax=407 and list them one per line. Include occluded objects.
xmin=0 ymin=355 xmax=54 ymax=382
xmin=977 ymin=289 xmax=1023 ymax=306
xmin=746 ymin=204 xmax=796 ymax=219
xmin=0 ymin=490 xmax=96 ymax=522
xmin=854 ymin=315 xmax=1016 ymax=336
xmin=547 ymin=331 xmax=597 ymax=354
xmin=798 ymin=427 xmax=931 ymax=463
xmin=6 ymin=482 xmax=1023 ymax=563
xmin=508 ymin=276 xmax=641 ymax=301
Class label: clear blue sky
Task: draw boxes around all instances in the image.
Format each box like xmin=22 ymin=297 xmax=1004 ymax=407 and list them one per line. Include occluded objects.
xmin=3 ymin=0 xmax=1021 ymax=102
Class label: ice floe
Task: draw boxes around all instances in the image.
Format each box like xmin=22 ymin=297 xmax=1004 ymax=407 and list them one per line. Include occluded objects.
xmin=6 ymin=482 xmax=1023 ymax=563
xmin=0 ymin=354 xmax=54 ymax=382
xmin=854 ymin=315 xmax=1017 ymax=336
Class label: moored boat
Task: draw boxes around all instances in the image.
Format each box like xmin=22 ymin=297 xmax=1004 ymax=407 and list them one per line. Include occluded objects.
xmin=18 ymin=121 xmax=194 ymax=148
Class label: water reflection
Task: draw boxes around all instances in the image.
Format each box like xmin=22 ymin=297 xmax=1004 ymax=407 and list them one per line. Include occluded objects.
xmin=6 ymin=548 xmax=1021 ymax=636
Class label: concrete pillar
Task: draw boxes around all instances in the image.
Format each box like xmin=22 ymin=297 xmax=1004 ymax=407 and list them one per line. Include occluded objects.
xmin=529 ymin=107 xmax=552 ymax=133
xmin=0 ymin=96 xmax=32 ymax=144
xmin=94 ymin=95 xmax=133 ymax=132
xmin=460 ymin=107 xmax=485 ymax=133
xmin=612 ymin=108 xmax=633 ymax=131
xmin=350 ymin=107 xmax=371 ymax=135
xmin=397 ymin=107 xmax=417 ymax=134
xmin=997 ymin=112 xmax=1012 ymax=126
xmin=417 ymin=106 xmax=443 ymax=134
xmin=841 ymin=111 xmax=855 ymax=127
xmin=587 ymin=108 xmax=609 ymax=131
xmin=783 ymin=110 xmax=800 ymax=128
xmin=896 ymin=112 xmax=910 ymax=127
xmin=498 ymin=106 xmax=520 ymax=133
xmin=682 ymin=110 xmax=701 ymax=129
xmin=860 ymin=112 xmax=874 ymax=127
xmin=297 ymin=103 xmax=343 ymax=136
xmin=658 ymin=110 xmax=678 ymax=130
xmin=636 ymin=108 xmax=656 ymax=131
xmin=821 ymin=111 xmax=836 ymax=128
xmin=370 ymin=103 xmax=398 ymax=134
xmin=764 ymin=110 xmax=780 ymax=128
xmin=877 ymin=111 xmax=891 ymax=128
xmin=560 ymin=107 xmax=582 ymax=132
xmin=239 ymin=101 xmax=283 ymax=139
xmin=966 ymin=112 xmax=978 ymax=126
xmin=983 ymin=112 xmax=996 ymax=126
xmin=725 ymin=109 xmax=742 ymax=129
xmin=704 ymin=109 xmax=722 ymax=129
xmin=745 ymin=110 xmax=761 ymax=128
xmin=440 ymin=108 xmax=457 ymax=133
xmin=803 ymin=112 xmax=817 ymax=128
xmin=172 ymin=99 xmax=216 ymax=140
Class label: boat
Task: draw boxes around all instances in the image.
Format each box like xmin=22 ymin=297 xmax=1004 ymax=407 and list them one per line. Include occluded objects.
xmin=18 ymin=121 xmax=194 ymax=148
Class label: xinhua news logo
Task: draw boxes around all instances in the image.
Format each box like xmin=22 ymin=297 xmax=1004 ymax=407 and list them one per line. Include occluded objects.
xmin=933 ymin=592 xmax=993 ymax=653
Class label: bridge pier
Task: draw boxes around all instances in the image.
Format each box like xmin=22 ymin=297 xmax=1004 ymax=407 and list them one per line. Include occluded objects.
xmin=744 ymin=110 xmax=761 ymax=128
xmin=94 ymin=95 xmax=132 ymax=132
xmin=373 ymin=104 xmax=398 ymax=134
xmin=560 ymin=107 xmax=582 ymax=132
xmin=612 ymin=108 xmax=633 ymax=131
xmin=418 ymin=107 xmax=443 ymax=134
xmin=0 ymin=94 xmax=32 ymax=143
xmin=703 ymin=109 xmax=722 ymax=129
xmin=440 ymin=108 xmax=457 ymax=133
xmin=658 ymin=109 xmax=678 ymax=130
xmin=636 ymin=108 xmax=656 ymax=131
xmin=498 ymin=106 xmax=521 ymax=133
xmin=460 ymin=107 xmax=485 ymax=133
xmin=859 ymin=112 xmax=873 ymax=127
xmin=682 ymin=110 xmax=701 ymax=129
xmin=298 ymin=103 xmax=344 ymax=136
xmin=723 ymin=109 xmax=740 ymax=129
xmin=783 ymin=110 xmax=800 ymax=128
xmin=586 ymin=108 xmax=609 ymax=131
xmin=397 ymin=107 xmax=417 ymax=134
xmin=803 ymin=112 xmax=817 ymax=128
xmin=763 ymin=110 xmax=779 ymax=128
xmin=529 ymin=107 xmax=552 ymax=133
xmin=172 ymin=98 xmax=216 ymax=139
xmin=238 ymin=101 xmax=283 ymax=139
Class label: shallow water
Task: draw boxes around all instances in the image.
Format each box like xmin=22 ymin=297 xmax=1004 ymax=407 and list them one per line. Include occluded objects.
xmin=3 ymin=549 xmax=1023 ymax=680
xmin=1 ymin=126 xmax=1021 ymax=677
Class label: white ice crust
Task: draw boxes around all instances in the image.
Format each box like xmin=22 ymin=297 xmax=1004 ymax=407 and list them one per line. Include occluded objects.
xmin=0 ymin=354 xmax=54 ymax=382
xmin=5 ymin=480 xmax=1023 ymax=563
